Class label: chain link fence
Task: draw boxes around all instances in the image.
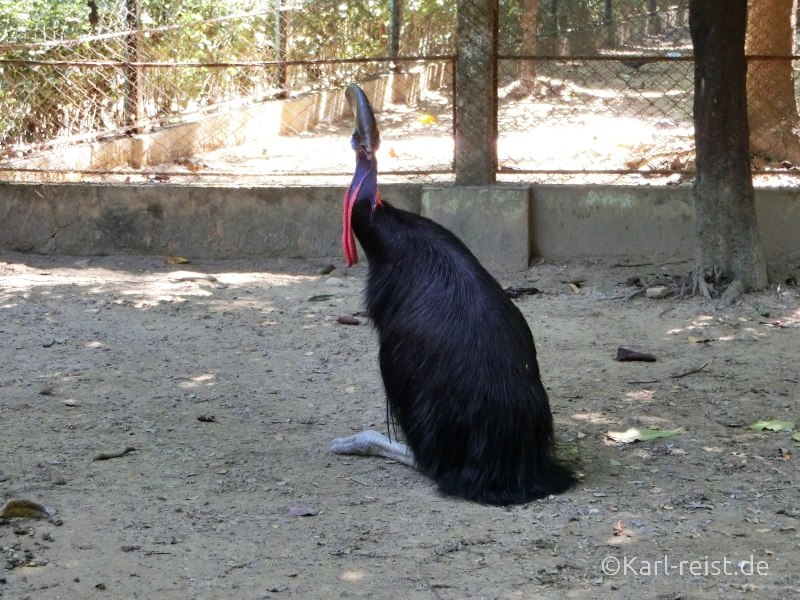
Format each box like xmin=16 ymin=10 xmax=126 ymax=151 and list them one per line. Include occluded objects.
xmin=497 ymin=0 xmax=696 ymax=184
xmin=0 ymin=1 xmax=798 ymax=185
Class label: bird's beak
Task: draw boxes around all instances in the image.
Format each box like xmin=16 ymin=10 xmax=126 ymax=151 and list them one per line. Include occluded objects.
xmin=342 ymin=83 xmax=381 ymax=267
xmin=345 ymin=83 xmax=380 ymax=159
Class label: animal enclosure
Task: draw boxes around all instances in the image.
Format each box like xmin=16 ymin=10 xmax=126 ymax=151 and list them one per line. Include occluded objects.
xmin=1 ymin=0 xmax=798 ymax=185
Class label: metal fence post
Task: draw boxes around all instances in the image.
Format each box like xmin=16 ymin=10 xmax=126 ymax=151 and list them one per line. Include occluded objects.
xmin=454 ymin=0 xmax=498 ymax=185
xmin=124 ymin=0 xmax=143 ymax=133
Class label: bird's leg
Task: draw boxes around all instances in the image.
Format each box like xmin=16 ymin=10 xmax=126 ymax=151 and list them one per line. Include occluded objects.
xmin=331 ymin=430 xmax=416 ymax=468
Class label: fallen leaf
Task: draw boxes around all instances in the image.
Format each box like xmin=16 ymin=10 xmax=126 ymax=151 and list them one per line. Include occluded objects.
xmin=567 ymin=283 xmax=580 ymax=293
xmin=613 ymin=520 xmax=625 ymax=536
xmin=164 ymin=256 xmax=190 ymax=264
xmin=609 ymin=459 xmax=622 ymax=466
xmin=197 ymin=415 xmax=217 ymax=423
xmin=0 ymin=498 xmax=52 ymax=519
xmin=215 ymin=469 xmax=228 ymax=475
xmin=792 ymin=433 xmax=800 ymax=442
xmin=309 ymin=294 xmax=334 ymax=302
xmin=388 ymin=147 xmax=399 ymax=158
xmin=745 ymin=420 xmax=795 ymax=432
xmin=606 ymin=427 xmax=681 ymax=443
xmin=687 ymin=335 xmax=710 ymax=344
xmin=417 ymin=113 xmax=437 ymax=125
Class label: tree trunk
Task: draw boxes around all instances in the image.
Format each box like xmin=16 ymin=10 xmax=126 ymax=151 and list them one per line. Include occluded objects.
xmin=746 ymin=0 xmax=800 ymax=162
xmin=690 ymin=0 xmax=769 ymax=293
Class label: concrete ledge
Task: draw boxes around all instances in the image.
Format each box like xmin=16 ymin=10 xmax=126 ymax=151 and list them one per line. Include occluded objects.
xmin=422 ymin=186 xmax=530 ymax=271
xmin=0 ymin=183 xmax=421 ymax=259
xmin=531 ymin=185 xmax=695 ymax=261
xmin=0 ymin=183 xmax=798 ymax=275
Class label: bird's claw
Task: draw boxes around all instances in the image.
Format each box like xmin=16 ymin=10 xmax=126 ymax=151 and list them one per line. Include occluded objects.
xmin=331 ymin=430 xmax=416 ymax=468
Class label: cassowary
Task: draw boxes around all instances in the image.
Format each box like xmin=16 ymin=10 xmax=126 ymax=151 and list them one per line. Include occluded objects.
xmin=331 ymin=83 xmax=576 ymax=505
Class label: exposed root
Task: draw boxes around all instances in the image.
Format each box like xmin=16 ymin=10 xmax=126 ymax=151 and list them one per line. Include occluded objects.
xmin=718 ymin=279 xmax=745 ymax=307
xmin=694 ymin=276 xmax=714 ymax=301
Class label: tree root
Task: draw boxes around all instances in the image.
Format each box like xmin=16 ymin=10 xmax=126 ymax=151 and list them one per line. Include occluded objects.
xmin=693 ymin=276 xmax=714 ymax=301
xmin=718 ymin=279 xmax=745 ymax=307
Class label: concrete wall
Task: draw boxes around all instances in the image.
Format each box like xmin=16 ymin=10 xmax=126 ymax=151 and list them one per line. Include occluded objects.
xmin=0 ymin=182 xmax=798 ymax=274
xmin=0 ymin=183 xmax=421 ymax=259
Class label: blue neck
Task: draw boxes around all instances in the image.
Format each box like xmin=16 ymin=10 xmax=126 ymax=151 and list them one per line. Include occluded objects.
xmin=352 ymin=153 xmax=379 ymax=207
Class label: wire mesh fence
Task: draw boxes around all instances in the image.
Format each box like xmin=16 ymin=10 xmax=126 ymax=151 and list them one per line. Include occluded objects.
xmin=0 ymin=0 xmax=798 ymax=185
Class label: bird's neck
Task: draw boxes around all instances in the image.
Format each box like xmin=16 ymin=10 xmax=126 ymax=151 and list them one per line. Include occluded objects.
xmin=351 ymin=155 xmax=380 ymax=209
xmin=349 ymin=155 xmax=387 ymax=260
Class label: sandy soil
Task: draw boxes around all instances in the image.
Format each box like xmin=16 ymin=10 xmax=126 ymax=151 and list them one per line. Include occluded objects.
xmin=1 ymin=251 xmax=800 ymax=599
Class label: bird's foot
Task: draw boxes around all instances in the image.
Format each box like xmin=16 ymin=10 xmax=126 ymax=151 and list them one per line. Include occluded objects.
xmin=331 ymin=430 xmax=416 ymax=468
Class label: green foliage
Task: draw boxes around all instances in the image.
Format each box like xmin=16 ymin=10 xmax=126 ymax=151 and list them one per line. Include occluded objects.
xmin=0 ymin=0 xmax=658 ymax=153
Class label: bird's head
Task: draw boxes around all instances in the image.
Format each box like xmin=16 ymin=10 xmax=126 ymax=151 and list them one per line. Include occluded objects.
xmin=342 ymin=83 xmax=382 ymax=268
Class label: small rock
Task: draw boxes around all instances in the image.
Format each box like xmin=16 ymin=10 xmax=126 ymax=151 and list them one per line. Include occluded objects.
xmin=337 ymin=316 xmax=359 ymax=326
xmin=42 ymin=532 xmax=54 ymax=542
xmin=325 ymin=277 xmax=344 ymax=287
xmin=43 ymin=339 xmax=55 ymax=348
xmin=329 ymin=268 xmax=346 ymax=277
xmin=318 ymin=264 xmax=336 ymax=275
xmin=645 ymin=286 xmax=670 ymax=299
xmin=74 ymin=259 xmax=90 ymax=268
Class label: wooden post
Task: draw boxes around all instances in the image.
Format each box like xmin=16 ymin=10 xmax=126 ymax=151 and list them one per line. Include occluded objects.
xmin=648 ymin=0 xmax=662 ymax=34
xmin=603 ymin=0 xmax=615 ymax=47
xmin=389 ymin=0 xmax=402 ymax=72
xmin=454 ymin=0 xmax=497 ymax=185
xmin=275 ymin=0 xmax=287 ymax=91
xmin=124 ymin=0 xmax=143 ymax=132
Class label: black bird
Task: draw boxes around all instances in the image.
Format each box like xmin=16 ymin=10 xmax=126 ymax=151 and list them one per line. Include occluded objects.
xmin=331 ymin=83 xmax=577 ymax=505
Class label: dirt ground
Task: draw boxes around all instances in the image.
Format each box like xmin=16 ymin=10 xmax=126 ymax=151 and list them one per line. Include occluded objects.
xmin=1 ymin=251 xmax=799 ymax=600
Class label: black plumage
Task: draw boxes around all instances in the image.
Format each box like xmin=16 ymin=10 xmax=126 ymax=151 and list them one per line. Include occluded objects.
xmin=341 ymin=83 xmax=576 ymax=505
